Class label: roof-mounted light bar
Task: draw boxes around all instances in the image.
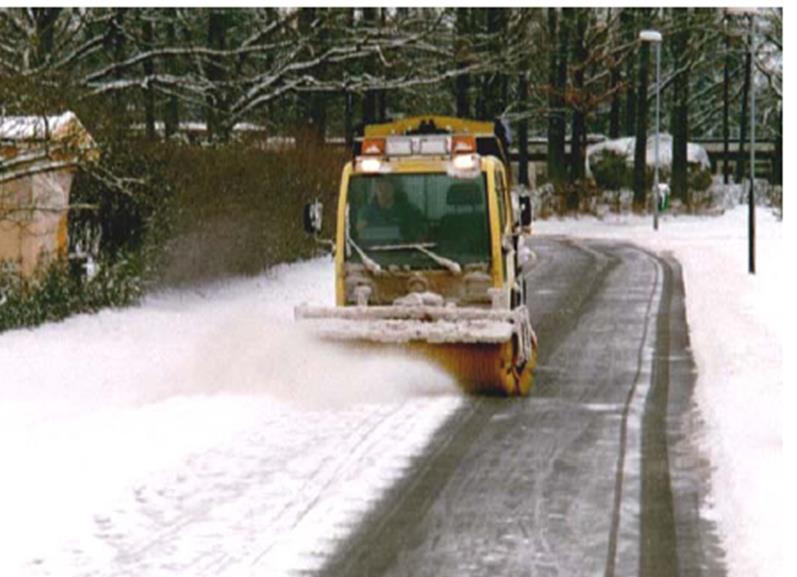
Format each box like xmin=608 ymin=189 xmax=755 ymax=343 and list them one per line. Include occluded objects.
xmin=361 ymin=135 xmax=452 ymax=158
xmin=355 ymin=133 xmax=481 ymax=174
xmin=417 ymin=136 xmax=449 ymax=155
xmin=385 ymin=137 xmax=413 ymax=156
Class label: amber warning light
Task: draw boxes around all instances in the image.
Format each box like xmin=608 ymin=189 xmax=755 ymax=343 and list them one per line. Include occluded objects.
xmin=451 ymin=135 xmax=476 ymax=154
xmin=361 ymin=138 xmax=385 ymax=156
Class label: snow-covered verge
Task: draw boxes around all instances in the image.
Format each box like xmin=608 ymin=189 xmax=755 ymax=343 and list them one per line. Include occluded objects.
xmin=0 ymin=258 xmax=462 ymax=577
xmin=534 ymin=206 xmax=785 ymax=577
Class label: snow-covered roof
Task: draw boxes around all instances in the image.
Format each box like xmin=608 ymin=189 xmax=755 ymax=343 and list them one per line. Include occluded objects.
xmin=129 ymin=120 xmax=269 ymax=133
xmin=585 ymin=133 xmax=710 ymax=177
xmin=0 ymin=111 xmax=81 ymax=141
xmin=0 ymin=111 xmax=98 ymax=163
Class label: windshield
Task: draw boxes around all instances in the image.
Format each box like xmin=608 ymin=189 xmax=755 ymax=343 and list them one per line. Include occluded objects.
xmin=348 ymin=173 xmax=490 ymax=268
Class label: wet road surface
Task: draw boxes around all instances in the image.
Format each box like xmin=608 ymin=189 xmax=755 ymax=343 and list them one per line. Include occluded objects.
xmin=317 ymin=237 xmax=726 ymax=577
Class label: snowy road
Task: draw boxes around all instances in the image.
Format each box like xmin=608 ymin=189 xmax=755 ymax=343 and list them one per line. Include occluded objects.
xmin=318 ymin=238 xmax=725 ymax=577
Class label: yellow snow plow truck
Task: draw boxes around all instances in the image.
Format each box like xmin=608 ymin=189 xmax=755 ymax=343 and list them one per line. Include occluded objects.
xmin=296 ymin=116 xmax=537 ymax=395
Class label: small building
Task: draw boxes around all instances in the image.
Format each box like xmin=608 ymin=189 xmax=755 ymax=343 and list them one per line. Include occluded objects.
xmin=0 ymin=111 xmax=98 ymax=277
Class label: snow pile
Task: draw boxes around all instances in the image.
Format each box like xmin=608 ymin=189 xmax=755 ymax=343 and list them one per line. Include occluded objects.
xmin=534 ymin=206 xmax=784 ymax=577
xmin=0 ymin=258 xmax=461 ymax=576
xmin=585 ymin=133 xmax=710 ymax=177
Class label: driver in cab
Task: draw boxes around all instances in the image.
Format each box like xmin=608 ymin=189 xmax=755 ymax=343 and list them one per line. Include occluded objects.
xmin=356 ymin=179 xmax=422 ymax=241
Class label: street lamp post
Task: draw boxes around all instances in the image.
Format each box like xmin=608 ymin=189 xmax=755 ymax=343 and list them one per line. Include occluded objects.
xmin=640 ymin=30 xmax=663 ymax=231
xmin=727 ymin=7 xmax=758 ymax=274
xmin=748 ymin=13 xmax=756 ymax=274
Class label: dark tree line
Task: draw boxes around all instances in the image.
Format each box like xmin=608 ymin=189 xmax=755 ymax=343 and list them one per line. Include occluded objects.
xmin=0 ymin=7 xmax=782 ymax=200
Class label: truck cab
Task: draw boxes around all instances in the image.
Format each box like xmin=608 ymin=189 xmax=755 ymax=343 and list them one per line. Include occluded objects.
xmin=332 ymin=116 xmax=530 ymax=311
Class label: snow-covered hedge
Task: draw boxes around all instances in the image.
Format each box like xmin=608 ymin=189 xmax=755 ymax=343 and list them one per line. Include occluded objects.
xmin=530 ymin=176 xmax=782 ymax=221
xmin=693 ymin=177 xmax=783 ymax=216
xmin=155 ymin=137 xmax=345 ymax=285
xmin=586 ymin=133 xmax=712 ymax=194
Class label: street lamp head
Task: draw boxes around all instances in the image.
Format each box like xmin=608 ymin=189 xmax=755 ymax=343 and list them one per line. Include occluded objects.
xmin=639 ymin=30 xmax=663 ymax=43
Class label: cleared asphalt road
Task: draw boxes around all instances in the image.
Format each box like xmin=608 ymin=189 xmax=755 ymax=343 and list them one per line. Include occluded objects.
xmin=317 ymin=237 xmax=727 ymax=577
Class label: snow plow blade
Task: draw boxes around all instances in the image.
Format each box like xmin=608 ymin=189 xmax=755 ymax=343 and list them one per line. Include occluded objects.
xmin=295 ymin=304 xmax=537 ymax=396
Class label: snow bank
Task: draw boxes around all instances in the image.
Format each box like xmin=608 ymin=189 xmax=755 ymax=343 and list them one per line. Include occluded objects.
xmin=585 ymin=133 xmax=710 ymax=177
xmin=534 ymin=206 xmax=784 ymax=577
xmin=0 ymin=257 xmax=461 ymax=576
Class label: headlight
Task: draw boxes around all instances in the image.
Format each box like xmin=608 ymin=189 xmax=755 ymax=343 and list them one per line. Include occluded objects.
xmin=452 ymin=154 xmax=478 ymax=171
xmin=360 ymin=158 xmax=382 ymax=173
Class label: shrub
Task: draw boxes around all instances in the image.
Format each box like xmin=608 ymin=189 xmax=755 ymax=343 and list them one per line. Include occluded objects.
xmin=688 ymin=164 xmax=713 ymax=192
xmin=0 ymin=255 xmax=143 ymax=333
xmin=590 ymin=149 xmax=632 ymax=191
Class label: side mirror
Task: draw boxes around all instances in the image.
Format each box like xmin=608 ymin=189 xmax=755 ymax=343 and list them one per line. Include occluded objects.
xmin=303 ymin=199 xmax=323 ymax=235
xmin=519 ymin=195 xmax=533 ymax=227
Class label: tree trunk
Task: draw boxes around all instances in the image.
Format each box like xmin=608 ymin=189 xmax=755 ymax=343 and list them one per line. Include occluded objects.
xmin=606 ymin=9 xmax=621 ymax=139
xmin=206 ymin=10 xmax=229 ymax=142
xmin=486 ymin=9 xmax=500 ymax=118
xmin=498 ymin=10 xmax=509 ymax=117
xmin=609 ymin=65 xmax=621 ymax=139
xmin=32 ymin=8 xmax=60 ymax=68
xmin=499 ymin=73 xmax=509 ymax=117
xmin=621 ymin=9 xmax=636 ymax=137
xmin=455 ymin=8 xmax=471 ymax=118
xmin=473 ymin=9 xmax=488 ymax=119
xmin=376 ymin=8 xmax=387 ymax=122
xmin=345 ymin=92 xmax=354 ymax=147
xmin=735 ymin=48 xmax=751 ymax=183
xmin=377 ymin=89 xmax=387 ymax=123
xmin=362 ymin=8 xmax=378 ymax=125
xmin=111 ymin=9 xmax=127 ymax=139
xmin=164 ymin=11 xmax=179 ymax=138
xmin=475 ymin=78 xmax=488 ymax=120
xmin=363 ymin=91 xmax=377 ymax=125
xmin=670 ymin=9 xmax=690 ymax=204
xmin=344 ymin=9 xmax=355 ymax=146
xmin=517 ymin=73 xmax=529 ymax=187
xmin=546 ymin=8 xmax=567 ymax=185
xmin=298 ymin=8 xmax=327 ymax=143
xmin=569 ymin=9 xmax=587 ymax=181
xmin=633 ymin=40 xmax=651 ymax=207
xmin=722 ymin=22 xmax=731 ymax=184
xmin=479 ymin=8 xmax=506 ymax=120
xmin=142 ymin=17 xmax=156 ymax=141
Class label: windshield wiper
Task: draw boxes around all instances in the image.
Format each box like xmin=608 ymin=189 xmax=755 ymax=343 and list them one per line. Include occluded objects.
xmin=369 ymin=243 xmax=462 ymax=275
xmin=344 ymin=205 xmax=382 ymax=274
xmin=347 ymin=236 xmax=382 ymax=274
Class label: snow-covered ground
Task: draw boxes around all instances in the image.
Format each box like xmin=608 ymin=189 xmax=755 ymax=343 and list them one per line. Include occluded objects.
xmin=1 ymin=205 xmax=784 ymax=577
xmin=535 ymin=205 xmax=784 ymax=577
xmin=0 ymin=259 xmax=463 ymax=577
